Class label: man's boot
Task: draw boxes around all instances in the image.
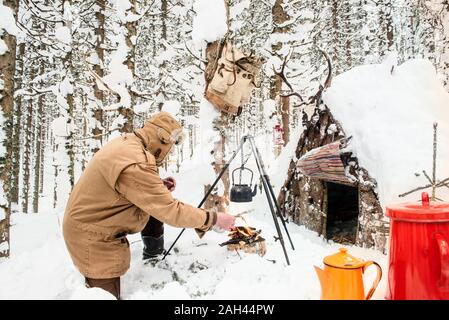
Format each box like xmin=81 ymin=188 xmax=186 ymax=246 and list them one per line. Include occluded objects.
xmin=141 ymin=217 xmax=165 ymax=262
xmin=142 ymin=234 xmax=164 ymax=261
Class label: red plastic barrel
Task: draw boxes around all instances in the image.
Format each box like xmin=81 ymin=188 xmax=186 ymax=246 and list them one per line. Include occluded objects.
xmin=385 ymin=192 xmax=449 ymax=300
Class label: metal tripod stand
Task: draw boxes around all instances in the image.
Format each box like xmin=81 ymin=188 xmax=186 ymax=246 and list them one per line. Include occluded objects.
xmin=162 ymin=135 xmax=295 ymax=265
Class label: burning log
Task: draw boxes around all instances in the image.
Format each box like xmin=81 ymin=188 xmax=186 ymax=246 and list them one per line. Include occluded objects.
xmin=219 ymin=226 xmax=266 ymax=256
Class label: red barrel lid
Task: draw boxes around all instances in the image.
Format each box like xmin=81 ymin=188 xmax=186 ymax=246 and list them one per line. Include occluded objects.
xmin=386 ymin=192 xmax=449 ymax=222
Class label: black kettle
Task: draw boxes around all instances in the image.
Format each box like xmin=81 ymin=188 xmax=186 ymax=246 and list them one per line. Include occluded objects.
xmin=230 ymin=167 xmax=257 ymax=203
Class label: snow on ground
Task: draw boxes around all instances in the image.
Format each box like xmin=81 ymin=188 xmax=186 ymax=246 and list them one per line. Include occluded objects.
xmin=323 ymin=57 xmax=449 ymax=208
xmin=0 ymin=189 xmax=388 ymax=300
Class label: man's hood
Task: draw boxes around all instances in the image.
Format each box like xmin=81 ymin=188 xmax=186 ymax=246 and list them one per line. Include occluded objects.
xmin=134 ymin=112 xmax=183 ymax=166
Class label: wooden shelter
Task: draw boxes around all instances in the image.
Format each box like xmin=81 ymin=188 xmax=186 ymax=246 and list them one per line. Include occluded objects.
xmin=277 ymin=106 xmax=390 ymax=253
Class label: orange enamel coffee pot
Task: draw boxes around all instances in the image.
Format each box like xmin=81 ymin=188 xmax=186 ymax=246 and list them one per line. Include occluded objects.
xmin=314 ymin=248 xmax=382 ymax=300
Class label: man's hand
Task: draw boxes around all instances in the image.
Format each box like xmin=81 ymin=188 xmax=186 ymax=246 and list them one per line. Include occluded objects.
xmin=213 ymin=212 xmax=236 ymax=233
xmin=162 ymin=177 xmax=176 ymax=192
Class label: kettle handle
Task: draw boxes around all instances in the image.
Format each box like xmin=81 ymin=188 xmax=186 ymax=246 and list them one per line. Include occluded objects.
xmin=435 ymin=233 xmax=449 ymax=288
xmin=363 ymin=261 xmax=382 ymax=300
xmin=231 ymin=167 xmax=254 ymax=185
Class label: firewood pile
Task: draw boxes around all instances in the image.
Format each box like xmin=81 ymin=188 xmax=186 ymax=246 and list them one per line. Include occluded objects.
xmin=219 ymin=226 xmax=266 ymax=256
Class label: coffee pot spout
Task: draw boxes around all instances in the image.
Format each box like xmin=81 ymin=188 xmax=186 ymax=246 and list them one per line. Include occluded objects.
xmin=314 ymin=265 xmax=329 ymax=292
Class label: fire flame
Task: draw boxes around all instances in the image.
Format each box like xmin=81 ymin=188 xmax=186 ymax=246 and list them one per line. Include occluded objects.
xmin=222 ymin=225 xmax=266 ymax=257
xmin=228 ymin=226 xmax=256 ymax=238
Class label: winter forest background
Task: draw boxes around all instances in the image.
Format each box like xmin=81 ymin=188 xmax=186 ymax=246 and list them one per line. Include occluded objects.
xmin=1 ymin=0 xmax=449 ymax=260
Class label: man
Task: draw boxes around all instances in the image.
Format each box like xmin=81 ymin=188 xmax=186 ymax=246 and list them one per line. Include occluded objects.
xmin=62 ymin=112 xmax=236 ymax=299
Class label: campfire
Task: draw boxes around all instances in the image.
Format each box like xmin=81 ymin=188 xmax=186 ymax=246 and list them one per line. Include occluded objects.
xmin=219 ymin=226 xmax=266 ymax=256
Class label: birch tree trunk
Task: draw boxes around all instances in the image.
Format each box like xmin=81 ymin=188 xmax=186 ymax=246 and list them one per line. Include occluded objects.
xmin=203 ymin=116 xmax=230 ymax=213
xmin=331 ymin=0 xmax=340 ymax=74
xmin=53 ymin=0 xmax=75 ymax=211
xmin=63 ymin=0 xmax=75 ymax=188
xmin=0 ymin=0 xmax=18 ymax=258
xmin=33 ymin=62 xmax=45 ymax=213
xmin=32 ymin=9 xmax=47 ymax=212
xmin=203 ymin=0 xmax=231 ymax=214
xmin=119 ymin=0 xmax=137 ymax=133
xmin=342 ymin=1 xmax=352 ymax=69
xmin=157 ymin=0 xmax=168 ymax=112
xmin=271 ymin=0 xmax=290 ymax=153
xmin=92 ymin=0 xmax=105 ymax=153
xmin=378 ymin=0 xmax=394 ymax=57
xmin=385 ymin=0 xmax=394 ymax=51
xmin=22 ymin=85 xmax=33 ymax=213
xmin=437 ymin=1 xmax=449 ymax=90
xmin=10 ymin=42 xmax=25 ymax=205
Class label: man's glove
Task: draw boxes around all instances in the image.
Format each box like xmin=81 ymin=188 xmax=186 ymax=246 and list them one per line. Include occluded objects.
xmin=162 ymin=177 xmax=176 ymax=192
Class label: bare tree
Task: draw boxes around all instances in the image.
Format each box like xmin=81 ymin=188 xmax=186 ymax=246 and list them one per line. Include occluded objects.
xmin=63 ymin=0 xmax=75 ymax=188
xmin=271 ymin=0 xmax=291 ymax=149
xmin=91 ymin=0 xmax=106 ymax=153
xmin=33 ymin=60 xmax=45 ymax=213
xmin=22 ymin=64 xmax=34 ymax=213
xmin=119 ymin=0 xmax=137 ymax=133
xmin=203 ymin=0 xmax=232 ymax=214
xmin=0 ymin=0 xmax=18 ymax=258
xmin=10 ymin=42 xmax=25 ymax=206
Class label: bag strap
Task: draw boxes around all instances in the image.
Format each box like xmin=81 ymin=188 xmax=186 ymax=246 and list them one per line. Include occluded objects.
xmin=205 ymin=32 xmax=231 ymax=85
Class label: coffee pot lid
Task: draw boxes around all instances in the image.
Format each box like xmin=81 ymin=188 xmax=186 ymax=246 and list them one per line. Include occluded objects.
xmin=323 ymin=248 xmax=366 ymax=269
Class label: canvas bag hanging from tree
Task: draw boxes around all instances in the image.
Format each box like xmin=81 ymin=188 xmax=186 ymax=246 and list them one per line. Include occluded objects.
xmin=204 ymin=40 xmax=262 ymax=116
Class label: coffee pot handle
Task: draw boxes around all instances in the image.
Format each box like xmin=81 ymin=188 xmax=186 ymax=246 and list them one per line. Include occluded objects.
xmin=435 ymin=233 xmax=449 ymax=288
xmin=363 ymin=261 xmax=382 ymax=300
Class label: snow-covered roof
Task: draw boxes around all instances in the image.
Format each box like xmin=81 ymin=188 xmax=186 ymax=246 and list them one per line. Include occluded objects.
xmin=323 ymin=57 xmax=449 ymax=209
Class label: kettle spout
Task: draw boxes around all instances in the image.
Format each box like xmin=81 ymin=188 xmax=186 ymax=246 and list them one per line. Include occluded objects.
xmin=314 ymin=266 xmax=329 ymax=291
xmin=252 ymin=184 xmax=258 ymax=197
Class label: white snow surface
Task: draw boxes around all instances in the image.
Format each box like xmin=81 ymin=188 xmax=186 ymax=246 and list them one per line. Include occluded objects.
xmin=54 ymin=26 xmax=72 ymax=45
xmin=0 ymin=109 xmax=5 ymax=156
xmin=161 ymin=100 xmax=182 ymax=118
xmin=192 ymin=0 xmax=228 ymax=46
xmin=323 ymin=58 xmax=449 ymax=208
xmin=134 ymin=101 xmax=152 ymax=113
xmin=271 ymin=128 xmax=304 ymax=195
xmin=101 ymin=39 xmax=133 ymax=109
xmin=51 ymin=116 xmax=73 ymax=137
xmin=0 ymin=178 xmax=388 ymax=300
xmin=174 ymin=98 xmax=222 ymax=189
xmin=112 ymin=0 xmax=140 ymax=23
xmin=0 ymin=39 xmax=8 ymax=55
xmin=0 ymin=1 xmax=19 ymax=36
xmin=0 ymin=0 xmax=19 ymax=56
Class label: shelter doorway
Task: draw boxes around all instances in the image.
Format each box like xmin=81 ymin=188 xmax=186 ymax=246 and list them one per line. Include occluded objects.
xmin=326 ymin=182 xmax=359 ymax=244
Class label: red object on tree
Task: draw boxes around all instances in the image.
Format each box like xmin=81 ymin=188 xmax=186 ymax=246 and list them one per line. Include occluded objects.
xmin=385 ymin=192 xmax=449 ymax=299
xmin=273 ymin=124 xmax=284 ymax=146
